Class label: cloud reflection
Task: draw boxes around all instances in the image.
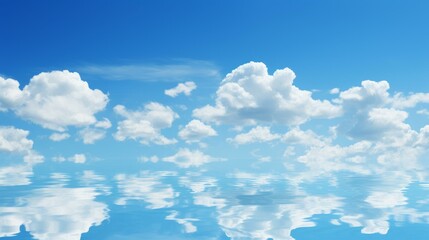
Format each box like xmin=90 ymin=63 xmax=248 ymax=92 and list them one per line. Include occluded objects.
xmin=0 ymin=186 xmax=108 ymax=240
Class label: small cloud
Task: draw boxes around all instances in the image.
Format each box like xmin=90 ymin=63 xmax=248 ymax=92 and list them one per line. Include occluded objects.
xmin=69 ymin=154 xmax=86 ymax=164
xmin=417 ymin=109 xmax=429 ymax=116
xmin=228 ymin=126 xmax=280 ymax=145
xmin=178 ymin=119 xmax=217 ymax=143
xmin=330 ymin=88 xmax=340 ymax=94
xmin=49 ymin=132 xmax=70 ymax=142
xmin=165 ymin=81 xmax=197 ymax=97
xmin=79 ymin=128 xmax=106 ymax=144
xmin=94 ymin=118 xmax=112 ymax=129
xmin=53 ymin=154 xmax=86 ymax=164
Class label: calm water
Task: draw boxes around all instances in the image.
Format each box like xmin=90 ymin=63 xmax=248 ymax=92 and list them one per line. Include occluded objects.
xmin=1 ymin=159 xmax=429 ymax=240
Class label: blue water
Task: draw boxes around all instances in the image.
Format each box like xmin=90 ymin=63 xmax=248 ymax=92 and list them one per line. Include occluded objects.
xmin=1 ymin=160 xmax=429 ymax=240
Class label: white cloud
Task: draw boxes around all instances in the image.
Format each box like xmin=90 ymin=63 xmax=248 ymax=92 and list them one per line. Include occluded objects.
xmin=193 ymin=62 xmax=341 ymax=126
xmin=0 ymin=71 xmax=108 ymax=131
xmin=0 ymin=126 xmax=33 ymax=153
xmin=49 ymin=132 xmax=70 ymax=141
xmin=282 ymin=128 xmax=329 ymax=147
xmin=391 ymin=92 xmax=429 ymax=109
xmin=79 ymin=59 xmax=220 ymax=82
xmin=228 ymin=126 xmax=280 ymax=145
xmin=335 ymin=80 xmax=417 ymax=143
xmin=178 ymin=119 xmax=217 ymax=143
xmin=94 ymin=118 xmax=112 ymax=129
xmin=0 ymin=126 xmax=43 ymax=166
xmin=115 ymin=172 xmax=178 ymax=209
xmin=69 ymin=154 xmax=86 ymax=164
xmin=162 ymin=148 xmax=218 ymax=168
xmin=417 ymin=109 xmax=429 ymax=116
xmin=330 ymin=88 xmax=340 ymax=94
xmin=53 ymin=154 xmax=86 ymax=164
xmin=0 ymin=186 xmax=108 ymax=240
xmin=0 ymin=76 xmax=23 ymax=111
xmin=165 ymin=81 xmax=197 ymax=97
xmin=79 ymin=128 xmax=106 ymax=144
xmin=114 ymin=102 xmax=178 ymax=145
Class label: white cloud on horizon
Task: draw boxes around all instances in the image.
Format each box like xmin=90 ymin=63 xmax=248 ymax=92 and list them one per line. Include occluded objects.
xmin=162 ymin=148 xmax=219 ymax=168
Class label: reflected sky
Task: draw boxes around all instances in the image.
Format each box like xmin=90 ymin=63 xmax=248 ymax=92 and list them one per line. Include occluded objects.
xmin=2 ymin=164 xmax=429 ymax=239
xmin=2 ymin=1 xmax=429 ymax=239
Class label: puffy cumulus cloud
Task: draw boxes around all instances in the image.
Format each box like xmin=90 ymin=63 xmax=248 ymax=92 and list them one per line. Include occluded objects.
xmin=0 ymin=126 xmax=43 ymax=165
xmin=193 ymin=62 xmax=340 ymax=126
xmin=334 ymin=80 xmax=429 ymax=145
xmin=165 ymin=211 xmax=198 ymax=233
xmin=49 ymin=132 xmax=70 ymax=141
xmin=162 ymin=148 xmax=219 ymax=168
xmin=0 ymin=76 xmax=23 ymax=111
xmin=114 ymin=103 xmax=178 ymax=145
xmin=165 ymin=81 xmax=197 ymax=97
xmin=115 ymin=171 xmax=178 ymax=209
xmin=0 ymin=187 xmax=108 ymax=240
xmin=228 ymin=126 xmax=280 ymax=145
xmin=0 ymin=126 xmax=33 ymax=153
xmin=0 ymin=71 xmax=108 ymax=131
xmin=337 ymin=80 xmax=390 ymax=110
xmin=178 ymin=119 xmax=217 ymax=143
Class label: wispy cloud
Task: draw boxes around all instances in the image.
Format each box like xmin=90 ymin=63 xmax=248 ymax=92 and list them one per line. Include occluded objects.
xmin=78 ymin=59 xmax=220 ymax=82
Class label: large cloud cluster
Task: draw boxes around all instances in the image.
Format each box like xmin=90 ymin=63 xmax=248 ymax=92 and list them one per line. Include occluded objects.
xmin=193 ymin=62 xmax=341 ymax=126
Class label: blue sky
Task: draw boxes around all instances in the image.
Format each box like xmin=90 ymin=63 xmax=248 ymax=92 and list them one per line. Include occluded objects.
xmin=2 ymin=1 xmax=429 ymax=240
